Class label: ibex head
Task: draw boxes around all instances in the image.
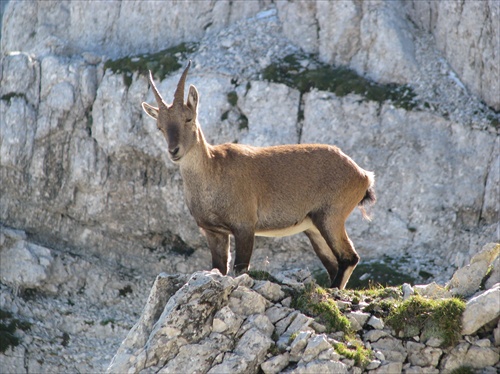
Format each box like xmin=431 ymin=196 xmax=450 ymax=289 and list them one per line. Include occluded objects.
xmin=142 ymin=61 xmax=199 ymax=162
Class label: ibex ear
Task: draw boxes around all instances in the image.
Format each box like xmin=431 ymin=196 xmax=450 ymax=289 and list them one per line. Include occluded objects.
xmin=142 ymin=102 xmax=159 ymax=120
xmin=187 ymin=85 xmax=199 ymax=113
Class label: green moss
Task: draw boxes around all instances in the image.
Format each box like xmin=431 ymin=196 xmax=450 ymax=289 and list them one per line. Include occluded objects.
xmin=238 ymin=114 xmax=249 ymax=130
xmin=119 ymin=285 xmax=133 ymax=297
xmin=227 ymin=91 xmax=238 ymax=107
xmin=262 ymin=53 xmax=418 ymax=110
xmin=450 ymin=367 xmax=475 ymax=374
xmin=333 ymin=341 xmax=372 ymax=368
xmin=100 ymin=318 xmax=116 ymax=326
xmin=289 ymin=331 xmax=299 ymax=344
xmin=291 ymin=283 xmax=352 ymax=335
xmin=385 ymin=294 xmax=465 ymax=347
xmin=247 ymin=270 xmax=279 ymax=283
xmin=104 ymin=42 xmax=198 ymax=87
xmin=1 ymin=92 xmax=27 ymax=102
xmin=0 ymin=309 xmax=12 ymax=319
xmin=0 ymin=310 xmax=32 ymax=353
xmin=61 ymin=332 xmax=70 ymax=347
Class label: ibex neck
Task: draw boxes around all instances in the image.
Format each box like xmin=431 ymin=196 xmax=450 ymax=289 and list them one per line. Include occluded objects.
xmin=179 ymin=126 xmax=213 ymax=174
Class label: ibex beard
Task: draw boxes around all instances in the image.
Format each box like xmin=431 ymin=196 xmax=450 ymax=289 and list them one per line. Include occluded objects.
xmin=142 ymin=61 xmax=375 ymax=289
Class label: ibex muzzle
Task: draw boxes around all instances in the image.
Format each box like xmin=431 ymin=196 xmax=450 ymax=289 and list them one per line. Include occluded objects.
xmin=142 ymin=61 xmax=376 ymax=289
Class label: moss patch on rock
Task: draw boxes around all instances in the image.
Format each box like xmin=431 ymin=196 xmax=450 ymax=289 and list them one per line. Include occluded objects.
xmin=291 ymin=283 xmax=352 ymax=335
xmin=385 ymin=294 xmax=466 ymax=347
xmin=262 ymin=53 xmax=418 ymax=110
xmin=104 ymin=42 xmax=198 ymax=86
xmin=0 ymin=309 xmax=32 ymax=353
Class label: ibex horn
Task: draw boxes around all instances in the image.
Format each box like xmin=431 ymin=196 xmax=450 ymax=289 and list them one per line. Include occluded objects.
xmin=173 ymin=60 xmax=191 ymax=105
xmin=148 ymin=70 xmax=167 ymax=108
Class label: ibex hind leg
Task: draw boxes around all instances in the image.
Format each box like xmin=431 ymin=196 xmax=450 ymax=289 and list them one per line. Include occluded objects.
xmin=305 ymin=227 xmax=339 ymax=287
xmin=203 ymin=229 xmax=230 ymax=275
xmin=310 ymin=212 xmax=360 ymax=289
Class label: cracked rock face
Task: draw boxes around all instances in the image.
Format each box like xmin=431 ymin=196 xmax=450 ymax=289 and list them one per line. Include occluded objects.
xmin=1 ymin=0 xmax=498 ymax=284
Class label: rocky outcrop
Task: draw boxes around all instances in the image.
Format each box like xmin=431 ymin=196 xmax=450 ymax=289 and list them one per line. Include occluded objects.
xmin=106 ymin=247 xmax=500 ymax=373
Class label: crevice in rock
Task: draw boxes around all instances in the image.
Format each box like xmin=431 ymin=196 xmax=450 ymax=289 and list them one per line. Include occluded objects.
xmin=477 ymin=143 xmax=496 ymax=226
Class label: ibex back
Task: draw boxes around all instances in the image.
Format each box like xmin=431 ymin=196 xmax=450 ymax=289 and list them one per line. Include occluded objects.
xmin=142 ymin=61 xmax=375 ymax=289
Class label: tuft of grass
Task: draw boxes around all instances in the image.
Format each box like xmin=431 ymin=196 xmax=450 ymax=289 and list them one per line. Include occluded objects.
xmin=104 ymin=42 xmax=198 ymax=87
xmin=262 ymin=53 xmax=418 ymax=110
xmin=291 ymin=283 xmax=352 ymax=335
xmin=385 ymin=294 xmax=465 ymax=347
xmin=333 ymin=340 xmax=372 ymax=368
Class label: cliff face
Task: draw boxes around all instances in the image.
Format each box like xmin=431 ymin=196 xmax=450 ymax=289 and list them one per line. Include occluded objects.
xmin=1 ymin=0 xmax=497 ymax=281
xmin=0 ymin=1 xmax=499 ymax=372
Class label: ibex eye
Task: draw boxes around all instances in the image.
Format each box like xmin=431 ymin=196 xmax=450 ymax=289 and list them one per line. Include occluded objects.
xmin=185 ymin=118 xmax=192 ymax=123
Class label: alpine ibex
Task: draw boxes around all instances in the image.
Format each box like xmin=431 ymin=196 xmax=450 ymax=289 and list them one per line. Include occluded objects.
xmin=142 ymin=61 xmax=375 ymax=289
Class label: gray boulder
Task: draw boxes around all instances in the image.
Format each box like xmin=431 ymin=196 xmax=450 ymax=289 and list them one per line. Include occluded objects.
xmin=461 ymin=283 xmax=500 ymax=336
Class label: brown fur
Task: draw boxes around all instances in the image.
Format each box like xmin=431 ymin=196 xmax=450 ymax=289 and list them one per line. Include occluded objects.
xmin=142 ymin=62 xmax=375 ymax=289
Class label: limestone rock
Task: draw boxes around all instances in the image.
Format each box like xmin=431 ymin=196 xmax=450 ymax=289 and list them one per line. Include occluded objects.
xmin=494 ymin=319 xmax=500 ymax=347
xmin=289 ymin=330 xmax=313 ymax=362
xmin=414 ymin=282 xmax=452 ymax=299
xmin=107 ymin=270 xmax=236 ymax=373
xmin=367 ymin=315 xmax=385 ymax=330
xmin=462 ymin=283 xmax=500 ymax=335
xmin=407 ymin=0 xmax=500 ymax=110
xmin=371 ymin=361 xmax=403 ymax=374
xmin=402 ymin=283 xmax=414 ymax=300
xmin=485 ymin=255 xmax=500 ymax=290
xmin=261 ymin=352 xmax=290 ymax=374
xmin=1 ymin=2 xmax=500 ymax=372
xmin=405 ymin=367 xmax=439 ymax=374
xmin=235 ymin=80 xmax=300 ymax=146
xmin=440 ymin=341 xmax=500 ymax=372
xmin=253 ymin=280 xmax=285 ymax=302
xmin=347 ymin=311 xmax=370 ymax=331
xmin=0 ymin=227 xmax=53 ymax=290
xmin=447 ymin=242 xmax=500 ymax=297
xmin=371 ymin=337 xmax=407 ymax=363
xmin=1 ymin=1 xmax=269 ymax=58
xmin=292 ymin=359 xmax=348 ymax=374
xmin=212 ymin=306 xmax=244 ymax=335
xmin=406 ymin=341 xmax=442 ymax=367
xmin=301 ymin=334 xmax=331 ymax=363
xmin=228 ymin=286 xmax=268 ymax=316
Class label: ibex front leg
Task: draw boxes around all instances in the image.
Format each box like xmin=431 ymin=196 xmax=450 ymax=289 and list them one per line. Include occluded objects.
xmin=232 ymin=226 xmax=255 ymax=275
xmin=204 ymin=229 xmax=230 ymax=275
